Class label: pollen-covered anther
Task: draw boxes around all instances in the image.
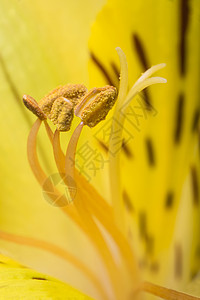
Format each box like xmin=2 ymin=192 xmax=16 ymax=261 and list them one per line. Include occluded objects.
xmin=23 ymin=95 xmax=46 ymax=120
xmin=49 ymin=97 xmax=74 ymax=131
xmin=74 ymin=85 xmax=117 ymax=127
xmin=38 ymin=84 xmax=88 ymax=117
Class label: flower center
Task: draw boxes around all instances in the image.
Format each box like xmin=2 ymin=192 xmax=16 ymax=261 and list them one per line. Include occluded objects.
xmin=19 ymin=48 xmax=198 ymax=300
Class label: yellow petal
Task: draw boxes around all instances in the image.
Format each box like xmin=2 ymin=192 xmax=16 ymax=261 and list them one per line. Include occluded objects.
xmin=89 ymin=0 xmax=200 ymax=289
xmin=0 ymin=254 xmax=92 ymax=300
xmin=184 ymin=272 xmax=200 ymax=297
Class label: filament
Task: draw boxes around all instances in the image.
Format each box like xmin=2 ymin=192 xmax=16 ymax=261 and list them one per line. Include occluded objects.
xmin=28 ymin=120 xmax=119 ymax=298
xmin=27 ymin=119 xmax=46 ymax=185
xmin=53 ymin=129 xmax=113 ymax=225
xmin=53 ymin=129 xmax=140 ymax=284
xmin=27 ymin=119 xmax=82 ymax=227
xmin=44 ymin=120 xmax=54 ymax=144
xmin=65 ymin=122 xmax=130 ymax=300
xmin=141 ymin=281 xmax=200 ymax=300
xmin=65 ymin=122 xmax=84 ymax=184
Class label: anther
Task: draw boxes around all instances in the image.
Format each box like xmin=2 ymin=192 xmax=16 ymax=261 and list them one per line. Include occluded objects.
xmin=38 ymin=84 xmax=88 ymax=117
xmin=49 ymin=97 xmax=74 ymax=131
xmin=23 ymin=95 xmax=46 ymax=120
xmin=74 ymin=85 xmax=117 ymax=127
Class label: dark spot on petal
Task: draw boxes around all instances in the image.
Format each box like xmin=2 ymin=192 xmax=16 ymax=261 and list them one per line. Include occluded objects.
xmin=110 ymin=61 xmax=120 ymax=82
xmin=0 ymin=54 xmax=32 ymax=126
xmin=122 ymin=190 xmax=134 ymax=212
xmin=32 ymin=277 xmax=47 ymax=281
xmin=98 ymin=140 xmax=109 ymax=153
xmin=192 ymin=109 xmax=200 ymax=133
xmin=175 ymin=243 xmax=183 ymax=279
xmin=128 ymin=227 xmax=133 ymax=240
xmin=139 ymin=212 xmax=154 ymax=255
xmin=132 ymin=34 xmax=149 ymax=70
xmin=146 ymin=235 xmax=154 ymax=255
xmin=132 ymin=33 xmax=153 ymax=108
xmin=150 ymin=261 xmax=159 ymax=273
xmin=122 ymin=139 xmax=134 ymax=159
xmin=145 ymin=138 xmax=155 ymax=166
xmin=179 ymin=0 xmax=190 ymax=76
xmin=139 ymin=259 xmax=148 ymax=270
xmin=0 ymin=285 xmax=8 ymax=289
xmin=198 ymin=128 xmax=200 ymax=156
xmin=165 ymin=191 xmax=174 ymax=209
xmin=190 ymin=166 xmax=199 ymax=205
xmin=90 ymin=52 xmax=115 ymax=87
xmin=196 ymin=245 xmax=200 ymax=258
xmin=142 ymin=89 xmax=152 ymax=110
xmin=139 ymin=211 xmax=147 ymax=240
xmin=190 ymin=270 xmax=199 ymax=281
xmin=0 ymin=54 xmax=52 ymax=174
xmin=174 ymin=94 xmax=184 ymax=144
xmin=0 ymin=261 xmax=6 ymax=265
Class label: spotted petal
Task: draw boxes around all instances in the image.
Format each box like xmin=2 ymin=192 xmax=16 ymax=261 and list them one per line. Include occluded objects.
xmin=89 ymin=0 xmax=200 ymax=289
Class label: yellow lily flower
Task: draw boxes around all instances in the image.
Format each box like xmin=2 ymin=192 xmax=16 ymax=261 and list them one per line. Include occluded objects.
xmin=0 ymin=0 xmax=199 ymax=300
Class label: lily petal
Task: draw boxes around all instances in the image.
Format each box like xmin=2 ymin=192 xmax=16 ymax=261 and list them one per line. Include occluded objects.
xmin=89 ymin=0 xmax=200 ymax=290
xmin=0 ymin=254 xmax=92 ymax=299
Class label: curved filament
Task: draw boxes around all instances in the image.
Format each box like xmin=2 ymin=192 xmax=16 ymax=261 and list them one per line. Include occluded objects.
xmin=64 ymin=121 xmax=141 ymax=300
xmin=27 ymin=119 xmax=82 ymax=227
xmin=141 ymin=281 xmax=200 ymax=300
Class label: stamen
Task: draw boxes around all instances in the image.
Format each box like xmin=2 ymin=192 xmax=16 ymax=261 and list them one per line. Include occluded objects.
xmin=52 ymin=128 xmax=140 ymax=285
xmin=38 ymin=84 xmax=88 ymax=117
xmin=27 ymin=119 xmax=47 ymax=185
xmin=64 ymin=122 xmax=129 ymax=300
xmin=49 ymin=97 xmax=74 ymax=131
xmin=53 ymin=128 xmax=118 ymax=241
xmin=65 ymin=121 xmax=84 ymax=183
xmin=53 ymin=129 xmax=66 ymax=174
xmin=52 ymin=130 xmax=119 ymax=234
xmin=64 ymin=121 xmax=143 ymax=299
xmin=53 ymin=128 xmax=115 ymax=226
xmin=28 ymin=119 xmax=123 ymax=298
xmin=27 ymin=119 xmax=81 ymax=224
xmin=44 ymin=120 xmax=54 ymax=144
xmin=0 ymin=230 xmax=108 ymax=300
xmin=74 ymin=86 xmax=117 ymax=127
xmin=23 ymin=95 xmax=46 ymax=120
xmin=28 ymin=119 xmax=125 ymax=297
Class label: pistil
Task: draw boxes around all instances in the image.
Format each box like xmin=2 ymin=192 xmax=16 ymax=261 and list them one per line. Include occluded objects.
xmin=109 ymin=48 xmax=167 ymax=233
